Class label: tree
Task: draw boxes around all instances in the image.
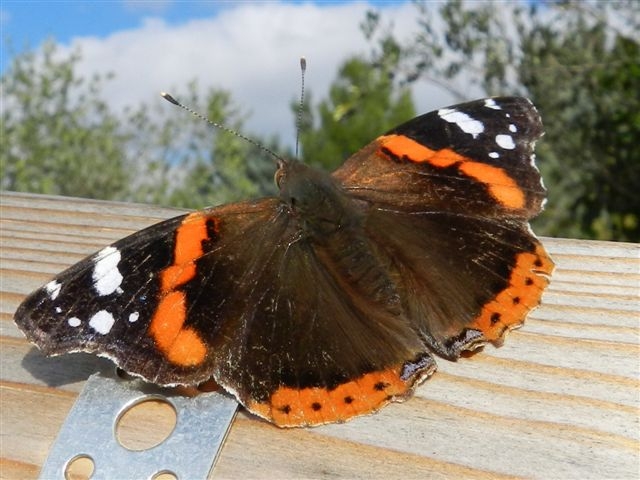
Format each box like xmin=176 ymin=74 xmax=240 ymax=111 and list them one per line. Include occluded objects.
xmin=518 ymin=8 xmax=640 ymax=241
xmin=299 ymin=19 xmax=415 ymax=171
xmin=1 ymin=41 xmax=130 ymax=199
xmin=163 ymin=85 xmax=283 ymax=208
xmin=1 ymin=42 xmax=285 ymax=209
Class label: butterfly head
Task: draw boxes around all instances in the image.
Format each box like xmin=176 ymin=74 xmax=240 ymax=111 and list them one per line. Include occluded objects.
xmin=275 ymin=159 xmax=359 ymax=234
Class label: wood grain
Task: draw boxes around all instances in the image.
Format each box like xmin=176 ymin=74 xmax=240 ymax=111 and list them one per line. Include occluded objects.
xmin=1 ymin=191 xmax=638 ymax=479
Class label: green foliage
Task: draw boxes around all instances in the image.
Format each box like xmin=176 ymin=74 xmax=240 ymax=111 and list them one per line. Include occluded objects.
xmin=397 ymin=0 xmax=640 ymax=241
xmin=1 ymin=42 xmax=283 ymax=209
xmin=299 ymin=20 xmax=415 ymax=170
xmin=519 ymin=11 xmax=640 ymax=241
xmin=147 ymin=85 xmax=279 ymax=209
xmin=411 ymin=0 xmax=518 ymax=99
xmin=1 ymin=41 xmax=129 ymax=199
xmin=3 ymin=3 xmax=637 ymax=242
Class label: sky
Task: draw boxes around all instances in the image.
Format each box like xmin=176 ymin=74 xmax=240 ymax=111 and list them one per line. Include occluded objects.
xmin=0 ymin=1 xmax=463 ymax=148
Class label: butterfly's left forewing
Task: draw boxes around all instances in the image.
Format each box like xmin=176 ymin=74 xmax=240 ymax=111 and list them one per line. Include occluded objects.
xmin=14 ymin=199 xmax=285 ymax=385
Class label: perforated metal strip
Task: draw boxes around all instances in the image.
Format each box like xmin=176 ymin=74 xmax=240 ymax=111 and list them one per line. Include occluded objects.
xmin=39 ymin=372 xmax=238 ymax=479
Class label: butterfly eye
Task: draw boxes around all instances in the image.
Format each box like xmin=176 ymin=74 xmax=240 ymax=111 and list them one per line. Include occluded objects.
xmin=274 ymin=168 xmax=284 ymax=188
xmin=274 ymin=160 xmax=287 ymax=188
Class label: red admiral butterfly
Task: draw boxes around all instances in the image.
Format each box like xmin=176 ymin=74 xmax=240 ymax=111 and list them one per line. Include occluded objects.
xmin=14 ymin=96 xmax=553 ymax=427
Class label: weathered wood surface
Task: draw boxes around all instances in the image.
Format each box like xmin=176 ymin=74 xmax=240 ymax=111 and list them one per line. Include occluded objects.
xmin=1 ymin=191 xmax=639 ymax=479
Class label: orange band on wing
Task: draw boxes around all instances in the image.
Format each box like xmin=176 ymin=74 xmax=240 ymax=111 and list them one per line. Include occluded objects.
xmin=248 ymin=365 xmax=434 ymax=427
xmin=459 ymin=162 xmax=525 ymax=210
xmin=160 ymin=264 xmax=197 ymax=293
xmin=148 ymin=290 xmax=187 ymax=352
xmin=379 ymin=134 xmax=526 ymax=210
xmin=379 ymin=134 xmax=461 ymax=167
xmin=470 ymin=243 xmax=554 ymax=342
xmin=166 ymin=327 xmax=208 ymax=367
xmin=148 ymin=212 xmax=215 ymax=367
xmin=173 ymin=214 xmax=208 ymax=264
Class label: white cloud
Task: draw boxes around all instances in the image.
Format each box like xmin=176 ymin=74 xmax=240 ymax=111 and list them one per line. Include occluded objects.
xmin=54 ymin=2 xmax=453 ymax=149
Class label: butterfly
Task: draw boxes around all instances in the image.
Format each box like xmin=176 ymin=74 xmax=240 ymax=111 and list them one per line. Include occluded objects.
xmin=14 ymin=96 xmax=553 ymax=427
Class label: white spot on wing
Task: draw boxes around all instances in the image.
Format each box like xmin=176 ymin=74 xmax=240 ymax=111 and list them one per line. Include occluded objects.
xmin=55 ymin=307 xmax=62 ymax=314
xmin=45 ymin=280 xmax=62 ymax=300
xmin=539 ymin=174 xmax=546 ymax=190
xmin=489 ymin=152 xmax=500 ymax=159
xmin=92 ymin=246 xmax=123 ymax=296
xmin=526 ymin=222 xmax=537 ymax=236
xmin=541 ymin=197 xmax=548 ymax=210
xmin=496 ymin=134 xmax=516 ymax=150
xmin=438 ymin=108 xmax=484 ymax=138
xmin=128 ymin=312 xmax=139 ymax=323
xmin=484 ymin=98 xmax=501 ymax=110
xmin=89 ymin=310 xmax=115 ymax=335
xmin=509 ymin=124 xmax=517 ymax=132
xmin=68 ymin=317 xmax=81 ymax=327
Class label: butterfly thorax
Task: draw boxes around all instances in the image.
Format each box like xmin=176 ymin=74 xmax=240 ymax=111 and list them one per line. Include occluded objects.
xmin=276 ymin=159 xmax=363 ymax=238
xmin=275 ymin=159 xmax=401 ymax=315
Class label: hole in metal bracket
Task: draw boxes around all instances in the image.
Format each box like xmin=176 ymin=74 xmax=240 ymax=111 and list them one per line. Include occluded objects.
xmin=64 ymin=454 xmax=95 ymax=480
xmin=152 ymin=470 xmax=179 ymax=480
xmin=115 ymin=396 xmax=177 ymax=451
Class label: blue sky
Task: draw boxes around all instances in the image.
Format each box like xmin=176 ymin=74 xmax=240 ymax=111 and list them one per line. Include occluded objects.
xmin=3 ymin=2 xmax=229 ymax=63
xmin=0 ymin=1 xmax=454 ymax=145
xmin=1 ymin=1 xmax=404 ymax=70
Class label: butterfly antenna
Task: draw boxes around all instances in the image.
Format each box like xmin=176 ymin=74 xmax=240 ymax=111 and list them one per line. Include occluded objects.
xmin=160 ymin=92 xmax=283 ymax=163
xmin=295 ymin=57 xmax=306 ymax=159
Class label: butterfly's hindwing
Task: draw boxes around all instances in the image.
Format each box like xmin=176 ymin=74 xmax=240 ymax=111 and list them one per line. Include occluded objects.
xmin=364 ymin=210 xmax=552 ymax=356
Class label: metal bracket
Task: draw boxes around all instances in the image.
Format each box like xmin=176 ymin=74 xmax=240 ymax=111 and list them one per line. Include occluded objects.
xmin=39 ymin=372 xmax=238 ymax=479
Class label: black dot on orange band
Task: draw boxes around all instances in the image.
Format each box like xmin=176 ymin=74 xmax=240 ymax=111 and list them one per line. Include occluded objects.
xmin=490 ymin=312 xmax=501 ymax=324
xmin=311 ymin=402 xmax=322 ymax=411
xmin=205 ymin=218 xmax=219 ymax=236
xmin=374 ymin=382 xmax=389 ymax=391
xmin=525 ymin=277 xmax=534 ymax=285
xmin=381 ymin=147 xmax=405 ymax=163
xmin=534 ymin=258 xmax=543 ymax=267
xmin=201 ymin=217 xmax=220 ymax=249
xmin=344 ymin=396 xmax=354 ymax=404
xmin=513 ymin=296 xmax=521 ymax=304
xmin=278 ymin=405 xmax=291 ymax=414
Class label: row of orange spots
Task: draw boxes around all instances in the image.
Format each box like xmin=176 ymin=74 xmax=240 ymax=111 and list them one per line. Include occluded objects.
xmin=148 ymin=212 xmax=214 ymax=367
xmin=249 ymin=367 xmax=410 ymax=427
xmin=378 ymin=134 xmax=526 ymax=210
xmin=470 ymin=243 xmax=554 ymax=342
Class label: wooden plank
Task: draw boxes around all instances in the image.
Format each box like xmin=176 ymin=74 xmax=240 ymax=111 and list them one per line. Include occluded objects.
xmin=1 ymin=191 xmax=639 ymax=479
